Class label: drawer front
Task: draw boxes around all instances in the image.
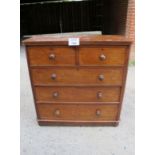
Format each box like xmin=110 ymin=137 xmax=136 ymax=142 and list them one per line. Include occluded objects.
xmin=35 ymin=87 xmax=121 ymax=102
xmin=38 ymin=104 xmax=118 ymax=121
xmin=79 ymin=46 xmax=126 ymax=66
xmin=28 ymin=46 xmax=76 ymax=66
xmin=31 ymin=68 xmax=123 ymax=85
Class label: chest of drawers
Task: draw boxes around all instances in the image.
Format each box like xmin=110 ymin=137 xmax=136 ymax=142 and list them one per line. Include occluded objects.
xmin=23 ymin=35 xmax=131 ymax=126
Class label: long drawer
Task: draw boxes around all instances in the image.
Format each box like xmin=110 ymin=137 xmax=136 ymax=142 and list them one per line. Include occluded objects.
xmin=35 ymin=86 xmax=121 ymax=103
xmin=31 ymin=68 xmax=123 ymax=85
xmin=37 ymin=104 xmax=118 ymax=121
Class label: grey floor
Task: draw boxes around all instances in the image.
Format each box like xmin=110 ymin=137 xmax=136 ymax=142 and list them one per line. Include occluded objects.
xmin=20 ymin=46 xmax=135 ymax=155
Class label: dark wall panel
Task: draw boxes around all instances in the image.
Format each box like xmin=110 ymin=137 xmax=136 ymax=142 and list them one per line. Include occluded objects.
xmin=20 ymin=0 xmax=128 ymax=36
xmin=21 ymin=0 xmax=107 ymax=35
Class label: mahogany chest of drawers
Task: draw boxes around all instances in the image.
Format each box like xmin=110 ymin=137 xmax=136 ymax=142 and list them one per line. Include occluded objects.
xmin=23 ymin=35 xmax=131 ymax=126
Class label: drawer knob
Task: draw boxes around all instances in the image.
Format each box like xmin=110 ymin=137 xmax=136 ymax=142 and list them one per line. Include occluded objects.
xmin=53 ymin=92 xmax=59 ymax=98
xmin=99 ymin=54 xmax=106 ymax=60
xmin=96 ymin=109 xmax=101 ymax=116
xmin=54 ymin=109 xmax=60 ymax=116
xmin=49 ymin=54 xmax=56 ymax=60
xmin=98 ymin=74 xmax=104 ymax=81
xmin=97 ymin=92 xmax=103 ymax=99
xmin=51 ymin=73 xmax=57 ymax=80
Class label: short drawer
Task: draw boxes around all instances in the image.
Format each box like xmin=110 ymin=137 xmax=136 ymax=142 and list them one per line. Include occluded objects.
xmin=31 ymin=68 xmax=123 ymax=85
xmin=35 ymin=87 xmax=121 ymax=103
xmin=38 ymin=104 xmax=118 ymax=121
xmin=79 ymin=46 xmax=127 ymax=66
xmin=28 ymin=46 xmax=76 ymax=66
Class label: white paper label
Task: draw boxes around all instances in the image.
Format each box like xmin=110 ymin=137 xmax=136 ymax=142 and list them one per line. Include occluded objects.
xmin=68 ymin=38 xmax=80 ymax=46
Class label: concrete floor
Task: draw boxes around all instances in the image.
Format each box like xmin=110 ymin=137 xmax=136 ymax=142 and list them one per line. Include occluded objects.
xmin=20 ymin=46 xmax=135 ymax=155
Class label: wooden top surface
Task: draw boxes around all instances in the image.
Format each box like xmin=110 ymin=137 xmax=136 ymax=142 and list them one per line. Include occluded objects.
xmin=23 ymin=35 xmax=132 ymax=46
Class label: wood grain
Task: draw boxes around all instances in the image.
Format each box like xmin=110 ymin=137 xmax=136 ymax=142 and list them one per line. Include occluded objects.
xmin=37 ymin=104 xmax=118 ymax=121
xmin=35 ymin=86 xmax=121 ymax=102
xmin=23 ymin=35 xmax=132 ymax=46
xmin=38 ymin=120 xmax=119 ymax=126
xmin=28 ymin=46 xmax=76 ymax=66
xmin=31 ymin=68 xmax=124 ymax=85
xmin=23 ymin=35 xmax=131 ymax=126
xmin=79 ymin=46 xmax=126 ymax=66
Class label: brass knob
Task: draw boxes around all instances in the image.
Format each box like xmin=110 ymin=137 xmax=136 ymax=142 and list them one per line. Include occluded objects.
xmin=99 ymin=54 xmax=106 ymax=60
xmin=97 ymin=92 xmax=103 ymax=99
xmin=96 ymin=109 xmax=101 ymax=116
xmin=54 ymin=109 xmax=60 ymax=116
xmin=53 ymin=92 xmax=59 ymax=98
xmin=49 ymin=54 xmax=56 ymax=60
xmin=98 ymin=74 xmax=104 ymax=81
xmin=51 ymin=73 xmax=57 ymax=80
